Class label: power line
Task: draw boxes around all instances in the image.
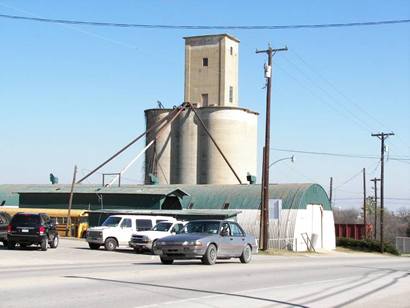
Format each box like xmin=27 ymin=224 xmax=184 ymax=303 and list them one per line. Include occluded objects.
xmin=0 ymin=13 xmax=409 ymax=30
xmin=287 ymin=50 xmax=410 ymax=153
xmin=281 ymin=55 xmax=375 ymax=133
xmin=270 ymin=147 xmax=410 ymax=160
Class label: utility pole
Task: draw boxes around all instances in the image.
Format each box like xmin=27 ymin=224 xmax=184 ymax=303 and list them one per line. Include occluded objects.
xmin=259 ymin=146 xmax=266 ymax=250
xmin=371 ymin=131 xmax=394 ymax=253
xmin=256 ymin=45 xmax=287 ymax=251
xmin=66 ymin=165 xmax=77 ymax=237
xmin=362 ymin=168 xmax=367 ymax=238
xmin=370 ymin=177 xmax=380 ymax=240
xmin=329 ymin=177 xmax=333 ymax=207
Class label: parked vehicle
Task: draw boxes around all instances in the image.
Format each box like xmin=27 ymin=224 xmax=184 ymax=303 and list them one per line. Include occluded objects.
xmin=0 ymin=211 xmax=12 ymax=246
xmin=153 ymin=220 xmax=258 ymax=265
xmin=86 ymin=215 xmax=175 ymax=251
xmin=129 ymin=221 xmax=186 ymax=253
xmin=7 ymin=213 xmax=59 ymax=251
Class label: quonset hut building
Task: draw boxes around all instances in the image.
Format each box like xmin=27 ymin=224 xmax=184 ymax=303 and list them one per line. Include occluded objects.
xmin=1 ymin=183 xmax=336 ymax=251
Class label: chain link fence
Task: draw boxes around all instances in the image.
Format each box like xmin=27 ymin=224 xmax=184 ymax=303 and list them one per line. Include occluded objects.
xmin=395 ymin=237 xmax=410 ymax=254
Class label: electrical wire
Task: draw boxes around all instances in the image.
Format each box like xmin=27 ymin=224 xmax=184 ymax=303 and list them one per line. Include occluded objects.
xmin=287 ymin=50 xmax=410 ymax=153
xmin=275 ymin=62 xmax=375 ymax=133
xmin=270 ymin=147 xmax=410 ymax=161
xmin=281 ymin=55 xmax=376 ymax=133
xmin=0 ymin=13 xmax=409 ymax=30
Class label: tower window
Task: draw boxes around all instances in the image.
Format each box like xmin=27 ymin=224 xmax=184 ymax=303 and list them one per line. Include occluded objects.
xmin=201 ymin=93 xmax=208 ymax=107
xmin=229 ymin=86 xmax=233 ymax=103
xmin=230 ymin=46 xmax=233 ymax=55
xmin=202 ymin=58 xmax=208 ymax=66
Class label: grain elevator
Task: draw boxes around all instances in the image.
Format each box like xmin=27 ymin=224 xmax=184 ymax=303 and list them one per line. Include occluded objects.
xmin=145 ymin=34 xmax=258 ymax=185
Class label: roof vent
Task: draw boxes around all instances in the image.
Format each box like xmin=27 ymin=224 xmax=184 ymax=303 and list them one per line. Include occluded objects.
xmin=246 ymin=173 xmax=256 ymax=184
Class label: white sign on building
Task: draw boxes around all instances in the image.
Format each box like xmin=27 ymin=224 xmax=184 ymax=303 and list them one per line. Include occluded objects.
xmin=269 ymin=199 xmax=282 ymax=220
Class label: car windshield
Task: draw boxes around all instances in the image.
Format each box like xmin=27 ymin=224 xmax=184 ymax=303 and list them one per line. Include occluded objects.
xmin=180 ymin=221 xmax=220 ymax=234
xmin=152 ymin=222 xmax=172 ymax=232
xmin=102 ymin=216 xmax=122 ymax=227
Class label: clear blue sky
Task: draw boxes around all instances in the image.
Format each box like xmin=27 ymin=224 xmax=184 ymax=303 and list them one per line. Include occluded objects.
xmin=1 ymin=1 xmax=409 ymax=211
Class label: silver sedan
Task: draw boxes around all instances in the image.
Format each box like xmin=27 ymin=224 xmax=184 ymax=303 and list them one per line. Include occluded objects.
xmin=153 ymin=220 xmax=258 ymax=265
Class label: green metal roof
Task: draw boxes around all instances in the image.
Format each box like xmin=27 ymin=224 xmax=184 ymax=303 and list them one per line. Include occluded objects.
xmin=13 ymin=185 xmax=189 ymax=197
xmin=2 ymin=183 xmax=331 ymax=211
xmin=177 ymin=183 xmax=331 ymax=211
xmin=0 ymin=184 xmax=22 ymax=206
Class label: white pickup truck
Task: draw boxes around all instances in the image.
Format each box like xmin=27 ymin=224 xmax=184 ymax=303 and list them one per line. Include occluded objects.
xmin=129 ymin=221 xmax=186 ymax=253
xmin=86 ymin=215 xmax=175 ymax=251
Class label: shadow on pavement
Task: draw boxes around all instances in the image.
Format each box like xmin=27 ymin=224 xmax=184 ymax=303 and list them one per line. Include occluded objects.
xmin=334 ymin=272 xmax=409 ymax=308
xmin=297 ymin=266 xmax=409 ymax=307
xmin=64 ymin=275 xmax=307 ymax=307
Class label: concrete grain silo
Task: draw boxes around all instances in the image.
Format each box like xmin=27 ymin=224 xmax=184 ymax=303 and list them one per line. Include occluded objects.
xmin=170 ymin=108 xmax=198 ymax=184
xmin=144 ymin=109 xmax=173 ymax=184
xmin=197 ymin=107 xmax=258 ymax=184
xmin=144 ymin=34 xmax=259 ymax=185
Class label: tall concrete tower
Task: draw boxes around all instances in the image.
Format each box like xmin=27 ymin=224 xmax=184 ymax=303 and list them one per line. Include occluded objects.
xmin=184 ymin=34 xmax=239 ymax=107
xmin=145 ymin=34 xmax=258 ymax=185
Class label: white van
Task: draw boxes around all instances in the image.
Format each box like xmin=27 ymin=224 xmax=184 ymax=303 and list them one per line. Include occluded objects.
xmin=86 ymin=215 xmax=175 ymax=251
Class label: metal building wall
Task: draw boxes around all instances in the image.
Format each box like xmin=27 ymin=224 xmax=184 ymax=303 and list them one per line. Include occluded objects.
xmin=144 ymin=109 xmax=172 ymax=184
xmin=170 ymin=108 xmax=198 ymax=184
xmin=197 ymin=107 xmax=258 ymax=184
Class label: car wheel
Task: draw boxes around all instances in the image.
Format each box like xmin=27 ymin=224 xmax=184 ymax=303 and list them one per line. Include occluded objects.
xmin=88 ymin=243 xmax=100 ymax=250
xmin=202 ymin=244 xmax=217 ymax=265
xmin=2 ymin=240 xmax=8 ymax=247
xmin=40 ymin=238 xmax=48 ymax=251
xmin=104 ymin=238 xmax=117 ymax=251
xmin=50 ymin=235 xmax=59 ymax=248
xmin=160 ymin=256 xmax=174 ymax=264
xmin=240 ymin=245 xmax=252 ymax=264
xmin=7 ymin=241 xmax=15 ymax=250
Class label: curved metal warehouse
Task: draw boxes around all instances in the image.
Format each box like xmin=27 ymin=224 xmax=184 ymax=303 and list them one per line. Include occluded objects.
xmin=0 ymin=183 xmax=335 ymax=251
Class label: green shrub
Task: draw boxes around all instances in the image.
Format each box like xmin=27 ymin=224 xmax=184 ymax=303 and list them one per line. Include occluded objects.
xmin=336 ymin=238 xmax=400 ymax=255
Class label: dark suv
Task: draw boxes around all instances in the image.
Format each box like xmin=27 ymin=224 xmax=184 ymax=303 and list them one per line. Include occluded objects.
xmin=7 ymin=213 xmax=59 ymax=251
xmin=0 ymin=211 xmax=12 ymax=247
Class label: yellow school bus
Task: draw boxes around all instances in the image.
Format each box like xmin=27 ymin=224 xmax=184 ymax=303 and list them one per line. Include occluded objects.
xmin=0 ymin=207 xmax=88 ymax=238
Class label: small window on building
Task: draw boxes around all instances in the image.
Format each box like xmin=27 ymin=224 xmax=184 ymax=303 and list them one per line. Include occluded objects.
xmin=223 ymin=203 xmax=230 ymax=209
xmin=203 ymin=58 xmax=208 ymax=66
xmin=201 ymin=93 xmax=208 ymax=107
xmin=229 ymin=86 xmax=233 ymax=103
xmin=188 ymin=203 xmax=194 ymax=209
xmin=230 ymin=46 xmax=233 ymax=55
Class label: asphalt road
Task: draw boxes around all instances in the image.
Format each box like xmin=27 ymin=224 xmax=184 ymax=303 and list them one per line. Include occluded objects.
xmin=0 ymin=239 xmax=409 ymax=308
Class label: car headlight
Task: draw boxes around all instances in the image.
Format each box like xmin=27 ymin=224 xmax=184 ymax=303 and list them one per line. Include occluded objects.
xmin=182 ymin=240 xmax=203 ymax=247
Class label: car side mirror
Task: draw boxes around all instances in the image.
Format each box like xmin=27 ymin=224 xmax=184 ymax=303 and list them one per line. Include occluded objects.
xmin=171 ymin=232 xmax=176 ymax=235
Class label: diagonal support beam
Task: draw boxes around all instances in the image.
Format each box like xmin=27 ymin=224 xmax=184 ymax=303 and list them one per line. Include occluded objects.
xmin=187 ymin=102 xmax=242 ymax=184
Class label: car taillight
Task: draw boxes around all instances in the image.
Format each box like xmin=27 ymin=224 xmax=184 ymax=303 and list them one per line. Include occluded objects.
xmin=39 ymin=226 xmax=45 ymax=235
xmin=7 ymin=225 xmax=12 ymax=233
